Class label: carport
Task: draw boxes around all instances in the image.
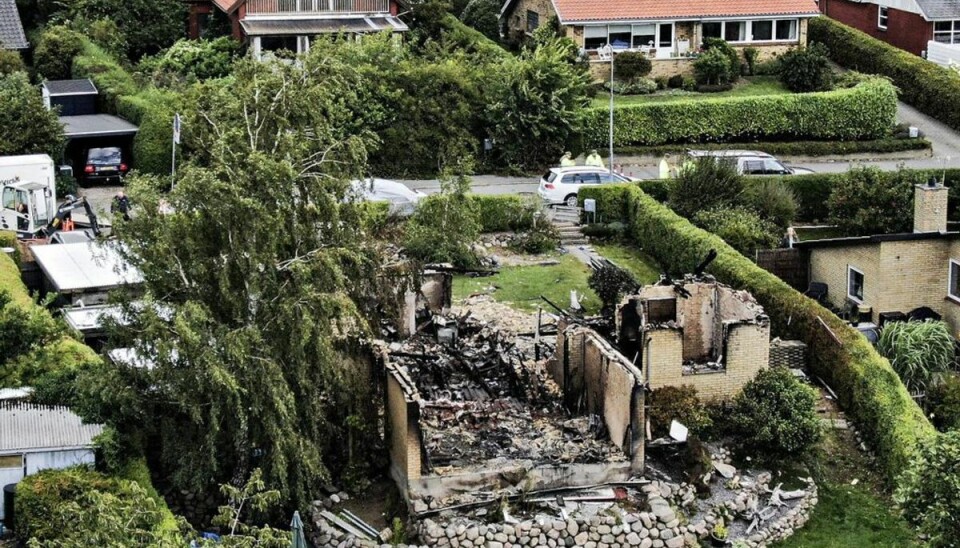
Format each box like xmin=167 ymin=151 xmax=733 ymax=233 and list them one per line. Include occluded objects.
xmin=60 ymin=115 xmax=138 ymax=181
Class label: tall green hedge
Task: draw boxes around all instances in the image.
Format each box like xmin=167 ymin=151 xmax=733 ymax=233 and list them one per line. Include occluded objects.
xmin=810 ymin=17 xmax=960 ymax=132
xmin=72 ymin=39 xmax=179 ymax=176
xmin=582 ymin=78 xmax=897 ymax=147
xmin=581 ymin=184 xmax=937 ymax=482
xmin=469 ymin=194 xmax=535 ymax=232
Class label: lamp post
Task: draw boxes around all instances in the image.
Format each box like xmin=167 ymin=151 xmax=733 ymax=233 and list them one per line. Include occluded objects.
xmin=607 ymin=44 xmax=615 ymax=175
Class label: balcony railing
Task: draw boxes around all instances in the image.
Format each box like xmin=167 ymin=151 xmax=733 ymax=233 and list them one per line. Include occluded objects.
xmin=247 ymin=0 xmax=390 ymax=16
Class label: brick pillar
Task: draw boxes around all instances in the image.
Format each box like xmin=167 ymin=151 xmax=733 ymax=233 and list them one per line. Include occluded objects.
xmin=630 ymin=384 xmax=645 ymax=473
xmin=914 ymin=183 xmax=949 ymax=233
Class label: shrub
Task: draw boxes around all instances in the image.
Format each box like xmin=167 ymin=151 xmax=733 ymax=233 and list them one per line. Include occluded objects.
xmin=581 ymin=79 xmax=897 ymax=147
xmin=668 ymin=156 xmax=744 ymax=219
xmin=510 ymin=218 xmax=559 ymax=254
xmin=403 ymin=174 xmax=480 ymax=267
xmin=777 ymin=44 xmax=833 ymax=92
xmin=667 ymin=74 xmax=684 ymax=88
xmin=654 ymin=76 xmax=667 ymax=90
xmin=743 ymin=47 xmax=759 ymax=75
xmin=648 ymin=385 xmax=713 ymax=439
xmin=693 ymin=47 xmax=733 ymax=85
xmin=895 ymin=430 xmax=960 ymax=546
xmin=702 ymin=37 xmax=740 ymax=82
xmin=877 ymin=320 xmax=956 ymax=394
xmin=576 ymin=183 xmax=936 ymax=482
xmin=70 ymin=0 xmax=187 ymax=60
xmin=83 ymin=18 xmax=128 ymax=59
xmin=604 ymin=78 xmax=657 ymax=95
xmin=459 ymin=0 xmax=501 ymax=42
xmin=826 ymin=166 xmax=918 ymax=235
xmin=581 ymin=221 xmax=627 ymax=241
xmin=754 ymin=58 xmax=781 ymax=76
xmin=116 ymin=88 xmax=181 ymax=176
xmin=744 ymin=179 xmax=798 ymax=227
xmin=614 ymin=51 xmax=652 ymax=82
xmin=588 ymin=261 xmax=639 ymax=312
xmin=927 ymin=374 xmax=960 ymax=431
xmin=72 ymin=39 xmax=138 ymax=111
xmin=809 ymin=16 xmax=960 ymax=133
xmin=0 ymin=72 xmax=65 ymax=159
xmin=138 ymin=37 xmax=240 ymax=86
xmin=729 ymin=367 xmax=822 ymax=460
xmin=470 ymin=194 xmax=536 ymax=232
xmin=0 ymin=50 xmax=25 ymax=75
xmin=34 ymin=25 xmax=85 ymax=80
xmin=693 ymin=207 xmax=779 ymax=256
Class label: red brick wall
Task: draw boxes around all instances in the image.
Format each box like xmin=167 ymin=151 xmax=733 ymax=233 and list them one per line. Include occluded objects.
xmin=821 ymin=0 xmax=932 ymax=56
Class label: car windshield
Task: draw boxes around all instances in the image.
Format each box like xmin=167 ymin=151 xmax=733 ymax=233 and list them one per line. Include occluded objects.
xmin=87 ymin=148 xmax=122 ymax=165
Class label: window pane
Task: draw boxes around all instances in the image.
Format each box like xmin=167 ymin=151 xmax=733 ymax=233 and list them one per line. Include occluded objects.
xmin=775 ymin=19 xmax=797 ymax=40
xmin=633 ymin=32 xmax=655 ymax=48
xmin=951 ymin=263 xmax=960 ymax=298
xmin=764 ymin=159 xmax=787 ymax=173
xmin=658 ymin=24 xmax=673 ymax=48
xmin=752 ymin=20 xmax=773 ymax=41
xmin=526 ymin=10 xmax=539 ymax=31
xmin=725 ymin=21 xmax=746 ymax=42
xmin=703 ymin=22 xmax=722 ymax=39
xmin=585 ymin=36 xmax=607 ymax=49
xmin=743 ymin=160 xmax=765 ymax=174
xmin=849 ymin=269 xmax=864 ymax=300
xmin=0 ymin=454 xmax=22 ymax=468
xmin=935 ymin=21 xmax=953 ymax=32
xmin=584 ymin=26 xmax=608 ymax=38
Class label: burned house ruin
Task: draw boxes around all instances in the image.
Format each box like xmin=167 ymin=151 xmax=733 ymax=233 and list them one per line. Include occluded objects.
xmin=617 ymin=277 xmax=771 ymax=401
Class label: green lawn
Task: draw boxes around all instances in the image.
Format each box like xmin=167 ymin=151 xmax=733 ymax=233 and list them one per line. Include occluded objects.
xmin=593 ymin=244 xmax=661 ymax=284
xmin=591 ymin=76 xmax=790 ymax=107
xmin=452 ymin=254 xmax=601 ymax=313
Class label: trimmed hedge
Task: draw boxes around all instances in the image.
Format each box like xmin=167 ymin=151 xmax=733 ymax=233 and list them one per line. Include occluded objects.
xmin=583 ymin=79 xmax=897 ymax=147
xmin=583 ymin=183 xmax=937 ymax=483
xmin=469 ymin=194 xmax=535 ymax=232
xmin=810 ymin=16 xmax=960 ymax=132
xmin=610 ymin=136 xmax=931 ymax=158
xmin=0 ymin=244 xmax=29 ymax=307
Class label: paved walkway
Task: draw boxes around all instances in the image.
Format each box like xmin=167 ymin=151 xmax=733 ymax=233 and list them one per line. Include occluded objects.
xmin=896 ymin=101 xmax=960 ymax=160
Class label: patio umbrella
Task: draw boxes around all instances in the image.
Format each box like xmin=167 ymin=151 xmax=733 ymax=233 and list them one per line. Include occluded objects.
xmin=290 ymin=511 xmax=307 ymax=548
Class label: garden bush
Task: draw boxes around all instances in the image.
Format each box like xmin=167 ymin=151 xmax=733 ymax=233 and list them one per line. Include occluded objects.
xmin=744 ymin=179 xmax=798 ymax=228
xmin=895 ymin=430 xmax=960 ymax=546
xmin=0 ymin=50 xmax=25 ymax=75
xmin=509 ymin=219 xmax=559 ymax=254
xmin=668 ymin=156 xmax=744 ymax=219
xmin=614 ymin=51 xmax=652 ymax=82
xmin=926 ymin=374 xmax=960 ymax=431
xmin=826 ymin=166 xmax=919 ymax=235
xmin=72 ymin=39 xmax=138 ymax=112
xmin=776 ymin=44 xmax=833 ymax=92
xmin=647 ymin=385 xmax=713 ymax=439
xmin=693 ymin=47 xmax=734 ymax=85
xmin=116 ymin=89 xmax=181 ymax=176
xmin=701 ymin=37 xmax=740 ymax=81
xmin=138 ymin=37 xmax=241 ymax=86
xmin=588 ymin=260 xmax=639 ymax=312
xmin=469 ymin=194 xmax=536 ymax=232
xmin=692 ymin=206 xmax=779 ymax=256
xmin=877 ymin=320 xmax=956 ymax=394
xmin=729 ymin=367 xmax=822 ymax=460
xmin=403 ymin=174 xmax=480 ymax=267
xmin=667 ymin=74 xmax=684 ymax=88
xmin=581 ymin=78 xmax=897 ymax=147
xmin=34 ymin=25 xmax=85 ymax=80
xmin=0 ymin=72 xmax=65 ymax=159
xmin=743 ymin=47 xmax=759 ymax=76
xmin=459 ymin=0 xmax=501 ymax=42
xmin=574 ymin=183 xmax=937 ymax=482
xmin=810 ymin=16 xmax=960 ymax=132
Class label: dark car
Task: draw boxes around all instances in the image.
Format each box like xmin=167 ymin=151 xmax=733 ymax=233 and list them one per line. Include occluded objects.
xmin=82 ymin=147 xmax=128 ymax=184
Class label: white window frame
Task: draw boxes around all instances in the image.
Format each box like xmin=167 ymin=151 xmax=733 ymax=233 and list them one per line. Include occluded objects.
xmin=934 ymin=20 xmax=960 ymax=44
xmin=699 ymin=18 xmax=800 ymax=45
xmin=878 ymin=6 xmax=889 ymax=30
xmin=948 ymin=259 xmax=960 ymax=301
xmin=583 ymin=22 xmax=676 ymax=52
xmin=847 ymin=266 xmax=865 ymax=303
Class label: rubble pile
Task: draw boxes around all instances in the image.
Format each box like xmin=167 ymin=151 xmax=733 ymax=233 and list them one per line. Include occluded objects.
xmin=388 ymin=313 xmax=624 ymax=472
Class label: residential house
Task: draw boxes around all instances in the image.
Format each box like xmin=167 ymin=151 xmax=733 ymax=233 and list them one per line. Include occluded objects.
xmin=186 ymin=0 xmax=408 ymax=59
xmin=0 ymin=402 xmax=104 ymax=522
xmin=0 ymin=0 xmax=28 ymax=51
xmin=820 ymin=0 xmax=960 ymax=59
xmin=797 ymin=181 xmax=960 ymax=338
xmin=499 ymin=0 xmax=821 ymax=79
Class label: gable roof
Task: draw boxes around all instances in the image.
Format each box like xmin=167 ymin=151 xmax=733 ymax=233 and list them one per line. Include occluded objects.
xmin=541 ymin=0 xmax=821 ymax=24
xmin=42 ymin=79 xmax=98 ymax=96
xmin=0 ymin=402 xmax=103 ymax=453
xmin=916 ymin=0 xmax=960 ymax=20
xmin=213 ymin=0 xmax=245 ymax=14
xmin=0 ymin=0 xmax=28 ymax=50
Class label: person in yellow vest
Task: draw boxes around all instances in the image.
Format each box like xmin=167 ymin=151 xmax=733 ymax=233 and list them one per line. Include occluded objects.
xmin=585 ymin=149 xmax=605 ymax=168
xmin=559 ymin=151 xmax=576 ymax=167
xmin=659 ymin=154 xmax=672 ymax=179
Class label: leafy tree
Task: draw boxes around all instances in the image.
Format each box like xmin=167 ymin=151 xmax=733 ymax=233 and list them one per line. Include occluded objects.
xmin=668 ymin=156 xmax=744 ymax=219
xmin=403 ymin=172 xmax=480 ymax=267
xmin=698 ymin=38 xmax=740 ymax=84
xmin=744 ymin=179 xmax=798 ymax=228
xmin=877 ymin=320 xmax=956 ymax=394
xmin=693 ymin=206 xmax=780 ymax=255
xmin=777 ymin=43 xmax=833 ymax=92
xmin=138 ymin=37 xmax=241 ymax=87
xmin=72 ymin=0 xmax=186 ymax=60
xmin=588 ymin=261 xmax=639 ymax=313
xmin=614 ymin=51 xmax=652 ymax=82
xmin=210 ymin=469 xmax=287 ymax=546
xmin=81 ymin=17 xmax=128 ymax=58
xmin=0 ymin=291 xmax=62 ymax=378
xmin=896 ymin=430 xmax=960 ymax=546
xmin=34 ymin=25 xmax=85 ymax=80
xmin=485 ymin=37 xmax=590 ymax=170
xmin=728 ymin=367 xmax=822 ymax=460
xmin=85 ymin=57 xmax=410 ymax=511
xmin=648 ymin=385 xmax=713 ymax=439
xmin=0 ymin=50 xmax=26 ymax=75
xmin=459 ymin=0 xmax=500 ymax=42
xmin=693 ymin=47 xmax=733 ymax=85
xmin=827 ymin=166 xmax=918 ymax=235
xmin=0 ymin=71 xmax=65 ymax=160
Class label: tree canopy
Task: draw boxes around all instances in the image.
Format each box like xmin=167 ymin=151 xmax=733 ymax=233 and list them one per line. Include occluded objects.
xmin=0 ymin=72 xmax=65 ymax=158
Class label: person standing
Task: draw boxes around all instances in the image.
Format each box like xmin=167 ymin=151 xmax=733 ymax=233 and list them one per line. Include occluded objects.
xmin=585 ymin=149 xmax=605 ymax=168
xmin=111 ymin=190 xmax=131 ymax=221
xmin=559 ymin=151 xmax=576 ymax=167
xmin=659 ymin=154 xmax=673 ymax=179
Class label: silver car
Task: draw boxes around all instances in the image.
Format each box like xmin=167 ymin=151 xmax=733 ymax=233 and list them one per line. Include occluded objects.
xmin=348 ymin=178 xmax=426 ymax=216
xmin=685 ymin=150 xmax=815 ymax=176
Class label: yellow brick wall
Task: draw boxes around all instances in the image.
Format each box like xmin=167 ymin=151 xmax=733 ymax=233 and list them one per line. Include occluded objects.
xmin=809 ymin=244 xmax=881 ymax=312
xmin=876 ymin=240 xmax=951 ymax=321
xmin=504 ymin=0 xmax=557 ymax=37
xmin=914 ymin=186 xmax=950 ymax=233
xmin=386 ymin=372 xmax=421 ymax=483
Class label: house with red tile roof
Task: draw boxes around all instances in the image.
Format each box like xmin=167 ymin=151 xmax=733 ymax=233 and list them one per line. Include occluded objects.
xmin=186 ymin=0 xmax=407 ymax=59
xmin=499 ymin=0 xmax=821 ymax=79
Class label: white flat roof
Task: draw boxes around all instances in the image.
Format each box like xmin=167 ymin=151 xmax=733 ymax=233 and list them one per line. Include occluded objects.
xmin=31 ymin=241 xmax=143 ymax=293
xmin=62 ymin=304 xmax=123 ymax=332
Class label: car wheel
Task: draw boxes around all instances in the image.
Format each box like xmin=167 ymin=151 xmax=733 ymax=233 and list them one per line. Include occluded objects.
xmin=564 ymin=194 xmax=578 ymax=207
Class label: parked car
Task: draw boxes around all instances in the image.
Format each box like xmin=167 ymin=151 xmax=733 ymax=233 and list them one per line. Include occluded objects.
xmin=348 ymin=178 xmax=425 ymax=216
xmin=82 ymin=147 xmax=128 ymax=184
xmin=685 ymin=150 xmax=814 ymax=176
xmin=538 ymin=167 xmax=634 ymax=207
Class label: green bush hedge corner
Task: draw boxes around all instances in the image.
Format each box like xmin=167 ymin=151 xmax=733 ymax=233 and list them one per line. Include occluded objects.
xmin=581 ymin=184 xmax=936 ymax=483
xmin=469 ymin=194 xmax=535 ymax=232
xmin=0 ymin=249 xmax=30 ymax=307
xmin=810 ymin=16 xmax=960 ymax=132
xmin=582 ymin=78 xmax=897 ymax=147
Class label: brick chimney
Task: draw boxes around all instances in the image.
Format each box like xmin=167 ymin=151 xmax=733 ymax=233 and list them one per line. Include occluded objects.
xmin=914 ymin=180 xmax=949 ymax=233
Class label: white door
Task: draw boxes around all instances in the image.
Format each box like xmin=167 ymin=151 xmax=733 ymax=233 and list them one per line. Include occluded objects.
xmin=0 ymin=454 xmax=25 ymax=521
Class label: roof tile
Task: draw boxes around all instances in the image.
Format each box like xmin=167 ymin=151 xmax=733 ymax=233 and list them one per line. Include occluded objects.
xmin=0 ymin=0 xmax=28 ymax=50
xmin=553 ymin=0 xmax=821 ymax=23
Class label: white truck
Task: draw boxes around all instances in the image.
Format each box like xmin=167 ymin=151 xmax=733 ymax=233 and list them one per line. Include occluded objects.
xmin=0 ymin=154 xmax=99 ymax=239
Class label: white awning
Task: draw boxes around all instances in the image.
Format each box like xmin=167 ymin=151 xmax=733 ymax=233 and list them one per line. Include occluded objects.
xmin=31 ymin=241 xmax=143 ymax=293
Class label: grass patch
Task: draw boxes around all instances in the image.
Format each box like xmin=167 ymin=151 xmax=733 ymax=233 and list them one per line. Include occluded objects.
xmin=593 ymin=244 xmax=661 ymax=284
xmin=773 ymin=427 xmax=917 ymax=548
xmin=592 ymin=76 xmax=789 ymax=107
xmin=452 ymin=254 xmax=600 ymax=313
